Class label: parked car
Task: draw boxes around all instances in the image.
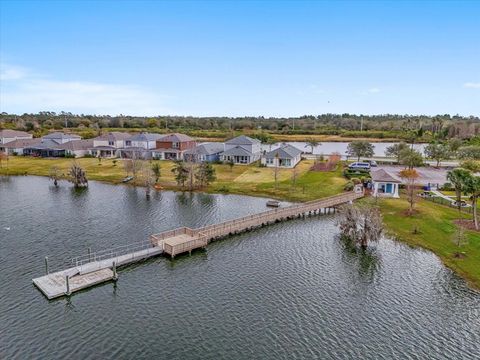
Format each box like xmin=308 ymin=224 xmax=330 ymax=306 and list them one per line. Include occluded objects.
xmin=348 ymin=162 xmax=371 ymax=170
xmin=362 ymin=159 xmax=378 ymax=167
xmin=452 ymin=200 xmax=470 ymax=208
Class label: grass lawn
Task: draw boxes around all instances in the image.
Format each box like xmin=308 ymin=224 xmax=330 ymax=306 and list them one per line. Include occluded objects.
xmin=377 ymin=196 xmax=480 ymax=290
xmin=0 ymin=156 xmax=348 ymax=201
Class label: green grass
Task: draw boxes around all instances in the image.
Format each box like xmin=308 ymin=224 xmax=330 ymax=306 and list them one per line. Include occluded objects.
xmin=0 ymin=156 xmax=347 ymax=201
xmin=378 ymin=196 xmax=480 ymax=290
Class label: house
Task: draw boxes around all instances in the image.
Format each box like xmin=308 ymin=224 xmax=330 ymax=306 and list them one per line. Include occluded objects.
xmin=42 ymin=132 xmax=81 ymax=144
xmin=0 ymin=129 xmax=33 ymax=145
xmin=89 ymin=132 xmax=131 ymax=158
xmin=261 ymin=144 xmax=302 ymax=168
xmin=23 ymin=132 xmax=82 ymax=157
xmin=371 ymin=169 xmax=401 ymax=198
xmin=120 ymin=132 xmax=164 ymax=159
xmin=59 ymin=139 xmax=94 ymax=158
xmin=0 ymin=138 xmax=42 ymax=155
xmin=183 ymin=142 xmax=225 ymax=162
xmin=23 ymin=139 xmax=67 ymax=157
xmin=220 ymin=135 xmax=261 ymax=164
xmin=152 ymin=133 xmax=196 ymax=160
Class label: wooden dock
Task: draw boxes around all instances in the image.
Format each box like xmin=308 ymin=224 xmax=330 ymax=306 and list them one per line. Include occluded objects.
xmin=33 ymin=191 xmax=362 ymax=299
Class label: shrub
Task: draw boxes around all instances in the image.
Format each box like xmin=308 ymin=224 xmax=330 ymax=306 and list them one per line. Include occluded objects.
xmin=441 ymin=182 xmax=453 ymax=191
xmin=350 ymin=177 xmax=362 ymax=185
xmin=344 ymin=181 xmax=354 ymax=191
xmin=64 ymin=153 xmax=76 ymax=158
xmin=83 ymin=154 xmax=95 ymax=158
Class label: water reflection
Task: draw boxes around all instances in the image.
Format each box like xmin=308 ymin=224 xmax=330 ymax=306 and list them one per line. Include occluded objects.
xmin=338 ymin=235 xmax=382 ymax=283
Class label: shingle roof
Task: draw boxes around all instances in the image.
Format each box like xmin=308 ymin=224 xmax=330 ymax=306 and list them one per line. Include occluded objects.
xmin=184 ymin=142 xmax=224 ymax=156
xmin=43 ymin=132 xmax=81 ymax=140
xmin=1 ymin=138 xmax=41 ymax=148
xmin=265 ymin=144 xmax=302 ymax=159
xmin=221 ymin=146 xmax=253 ymax=157
xmin=371 ymin=169 xmax=401 ymax=183
xmin=25 ymin=139 xmax=64 ymax=150
xmin=225 ymin=135 xmax=261 ymax=145
xmin=159 ymin=133 xmax=194 ymax=142
xmin=0 ymin=129 xmax=32 ymax=138
xmin=129 ymin=132 xmax=163 ymax=142
xmin=58 ymin=139 xmax=94 ymax=151
xmin=94 ymin=132 xmax=131 ymax=141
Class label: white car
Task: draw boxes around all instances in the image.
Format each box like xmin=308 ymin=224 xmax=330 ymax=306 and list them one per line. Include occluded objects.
xmin=348 ymin=162 xmax=371 ymax=170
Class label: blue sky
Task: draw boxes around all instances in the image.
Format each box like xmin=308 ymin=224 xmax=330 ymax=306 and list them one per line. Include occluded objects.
xmin=1 ymin=0 xmax=479 ymax=116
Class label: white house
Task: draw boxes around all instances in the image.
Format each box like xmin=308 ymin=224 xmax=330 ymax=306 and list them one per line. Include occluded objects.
xmin=127 ymin=132 xmax=163 ymax=149
xmin=220 ymin=135 xmax=261 ymax=164
xmin=261 ymin=144 xmax=302 ymax=168
xmin=0 ymin=138 xmax=42 ymax=155
xmin=371 ymin=169 xmax=400 ymax=198
xmin=0 ymin=129 xmax=33 ymax=145
xmin=89 ymin=132 xmax=131 ymax=158
xmin=59 ymin=139 xmax=94 ymax=158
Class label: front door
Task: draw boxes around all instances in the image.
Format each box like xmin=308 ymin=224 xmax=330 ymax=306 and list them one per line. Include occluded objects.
xmin=386 ymin=183 xmax=393 ymax=193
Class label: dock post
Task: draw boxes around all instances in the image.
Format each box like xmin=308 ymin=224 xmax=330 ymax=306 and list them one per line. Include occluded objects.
xmin=65 ymin=275 xmax=71 ymax=296
xmin=112 ymin=261 xmax=118 ymax=281
xmin=45 ymin=256 xmax=49 ymax=275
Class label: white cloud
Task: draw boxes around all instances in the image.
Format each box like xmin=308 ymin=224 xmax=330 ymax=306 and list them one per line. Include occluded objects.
xmin=0 ymin=63 xmax=172 ymax=115
xmin=367 ymin=87 xmax=381 ymax=93
xmin=464 ymin=82 xmax=480 ymax=89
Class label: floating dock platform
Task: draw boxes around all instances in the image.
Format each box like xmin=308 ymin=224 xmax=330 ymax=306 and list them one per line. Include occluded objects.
xmin=33 ymin=191 xmax=363 ymax=299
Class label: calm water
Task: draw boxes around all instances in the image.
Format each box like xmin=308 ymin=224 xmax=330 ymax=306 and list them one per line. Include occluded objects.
xmin=0 ymin=176 xmax=479 ymax=359
xmin=262 ymin=141 xmax=426 ymax=158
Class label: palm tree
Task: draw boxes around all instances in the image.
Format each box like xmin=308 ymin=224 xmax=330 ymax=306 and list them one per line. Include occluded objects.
xmin=464 ymin=174 xmax=480 ymax=230
xmin=447 ymin=168 xmax=472 ymax=213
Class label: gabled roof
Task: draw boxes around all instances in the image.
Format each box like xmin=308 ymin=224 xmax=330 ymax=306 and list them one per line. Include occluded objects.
xmin=0 ymin=129 xmax=32 ymax=138
xmin=1 ymin=138 xmax=41 ymax=148
xmin=58 ymin=139 xmax=94 ymax=151
xmin=225 ymin=135 xmax=261 ymax=145
xmin=371 ymin=169 xmax=401 ymax=183
xmin=43 ymin=132 xmax=81 ymax=140
xmin=265 ymin=144 xmax=302 ymax=159
xmin=158 ymin=133 xmax=194 ymax=143
xmin=221 ymin=145 xmax=253 ymax=157
xmin=25 ymin=139 xmax=64 ymax=150
xmin=94 ymin=132 xmax=131 ymax=141
xmin=129 ymin=132 xmax=163 ymax=142
xmin=184 ymin=142 xmax=224 ymax=156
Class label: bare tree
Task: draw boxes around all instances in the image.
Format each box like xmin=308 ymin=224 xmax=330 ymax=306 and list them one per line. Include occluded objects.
xmin=399 ymin=168 xmax=419 ymax=215
xmin=273 ymin=152 xmax=280 ymax=189
xmin=336 ymin=204 xmax=383 ymax=248
xmin=0 ymin=151 xmax=9 ymax=173
xmin=68 ymin=161 xmax=88 ymax=188
xmin=140 ymin=162 xmax=155 ymax=198
xmin=291 ymin=165 xmax=298 ymax=189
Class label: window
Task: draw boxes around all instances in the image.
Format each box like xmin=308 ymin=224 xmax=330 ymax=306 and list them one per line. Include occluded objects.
xmin=108 ymin=141 xmax=114 ymax=146
xmin=126 ymin=140 xmax=131 ymax=146
xmin=284 ymin=159 xmax=291 ymax=167
xmin=266 ymin=158 xmax=273 ymax=165
xmin=172 ymin=142 xmax=180 ymax=149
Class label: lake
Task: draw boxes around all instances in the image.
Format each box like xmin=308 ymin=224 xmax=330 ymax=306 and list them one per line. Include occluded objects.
xmin=0 ymin=176 xmax=479 ymax=359
xmin=261 ymin=141 xmax=426 ymax=158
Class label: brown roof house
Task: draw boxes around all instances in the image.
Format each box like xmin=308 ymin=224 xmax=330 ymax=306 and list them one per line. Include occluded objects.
xmin=371 ymin=169 xmax=401 ymax=198
xmin=152 ymin=133 xmax=196 ymax=160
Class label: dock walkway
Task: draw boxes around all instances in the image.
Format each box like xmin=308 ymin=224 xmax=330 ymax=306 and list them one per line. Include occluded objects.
xmin=33 ymin=191 xmax=363 ymax=299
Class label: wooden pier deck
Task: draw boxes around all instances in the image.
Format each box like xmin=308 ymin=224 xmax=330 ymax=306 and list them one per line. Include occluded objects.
xmin=33 ymin=191 xmax=363 ymax=299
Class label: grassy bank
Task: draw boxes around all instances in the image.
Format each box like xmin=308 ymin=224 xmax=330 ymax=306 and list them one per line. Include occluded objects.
xmin=378 ymin=196 xmax=480 ymax=290
xmin=0 ymin=156 xmax=347 ymax=202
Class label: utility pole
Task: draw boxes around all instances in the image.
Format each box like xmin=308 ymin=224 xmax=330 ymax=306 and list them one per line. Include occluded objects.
xmin=360 ymin=116 xmax=363 ymax=132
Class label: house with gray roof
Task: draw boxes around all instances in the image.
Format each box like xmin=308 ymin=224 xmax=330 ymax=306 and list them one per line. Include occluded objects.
xmin=261 ymin=144 xmax=303 ymax=168
xmin=220 ymin=135 xmax=261 ymax=164
xmin=371 ymin=169 xmax=401 ymax=198
xmin=183 ymin=142 xmax=225 ymax=162
xmin=0 ymin=138 xmax=42 ymax=155
xmin=59 ymin=139 xmax=94 ymax=158
xmin=0 ymin=129 xmax=33 ymax=145
xmin=127 ymin=132 xmax=163 ymax=149
xmin=42 ymin=132 xmax=81 ymax=144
